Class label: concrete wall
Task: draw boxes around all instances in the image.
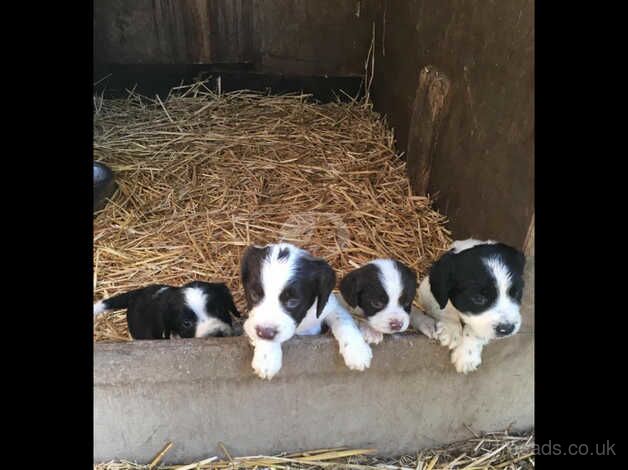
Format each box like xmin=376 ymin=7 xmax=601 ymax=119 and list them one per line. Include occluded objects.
xmin=94 ymin=257 xmax=533 ymax=464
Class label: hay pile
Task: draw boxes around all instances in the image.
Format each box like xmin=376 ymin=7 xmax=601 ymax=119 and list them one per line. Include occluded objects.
xmin=93 ymin=81 xmax=452 ymax=342
xmin=94 ymin=430 xmax=535 ymax=469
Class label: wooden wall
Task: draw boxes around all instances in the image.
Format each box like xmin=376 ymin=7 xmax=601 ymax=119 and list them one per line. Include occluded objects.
xmin=94 ymin=0 xmax=377 ymax=76
xmin=370 ymin=0 xmax=534 ymax=249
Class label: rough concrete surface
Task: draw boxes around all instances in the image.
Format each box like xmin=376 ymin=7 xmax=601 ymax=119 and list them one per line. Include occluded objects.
xmin=94 ymin=258 xmax=534 ymax=463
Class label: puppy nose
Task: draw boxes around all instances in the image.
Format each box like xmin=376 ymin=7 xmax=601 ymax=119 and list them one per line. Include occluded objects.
xmin=495 ymin=323 xmax=515 ymax=336
xmin=255 ymin=325 xmax=278 ymax=340
xmin=389 ymin=319 xmax=403 ymax=331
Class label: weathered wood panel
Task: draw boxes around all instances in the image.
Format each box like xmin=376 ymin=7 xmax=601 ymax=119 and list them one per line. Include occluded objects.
xmin=406 ymin=66 xmax=452 ymax=195
xmin=208 ymin=0 xmax=255 ymax=64
xmin=371 ymin=0 xmax=534 ymax=249
xmin=252 ymin=0 xmax=374 ymax=76
xmin=94 ymin=0 xmax=212 ymax=64
xmin=94 ymin=0 xmax=376 ymax=76
xmin=523 ymin=214 xmax=534 ymax=257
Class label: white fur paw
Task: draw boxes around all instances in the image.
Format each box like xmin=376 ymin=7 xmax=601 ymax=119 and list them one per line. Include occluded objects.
xmin=451 ymin=344 xmax=482 ymax=374
xmin=436 ymin=321 xmax=463 ymax=349
xmin=360 ymin=322 xmax=384 ymax=345
xmin=410 ymin=309 xmax=438 ymax=339
xmin=339 ymin=335 xmax=373 ymax=371
xmin=251 ymin=343 xmax=282 ymax=380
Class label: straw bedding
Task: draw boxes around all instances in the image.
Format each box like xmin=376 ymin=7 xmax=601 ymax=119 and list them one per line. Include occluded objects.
xmin=93 ymin=81 xmax=452 ymax=342
xmin=94 ymin=430 xmax=535 ymax=469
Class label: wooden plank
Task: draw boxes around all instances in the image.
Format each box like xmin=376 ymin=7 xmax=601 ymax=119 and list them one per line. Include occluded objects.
xmin=149 ymin=0 xmax=212 ymax=63
xmin=252 ymin=0 xmax=374 ymax=76
xmin=372 ymin=0 xmax=534 ymax=249
xmin=93 ymin=0 xmax=211 ymax=64
xmin=94 ymin=0 xmax=375 ymax=75
xmin=94 ymin=0 xmax=162 ymax=63
xmin=523 ymin=213 xmax=534 ymax=257
xmin=406 ymin=66 xmax=452 ymax=195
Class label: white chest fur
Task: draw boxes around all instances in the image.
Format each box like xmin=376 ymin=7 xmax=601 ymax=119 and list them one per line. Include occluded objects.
xmin=294 ymin=292 xmax=344 ymax=336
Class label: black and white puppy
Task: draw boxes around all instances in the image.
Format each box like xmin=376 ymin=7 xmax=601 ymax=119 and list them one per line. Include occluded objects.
xmin=339 ymin=259 xmax=417 ymax=345
xmin=241 ymin=242 xmax=373 ymax=380
xmin=411 ymin=239 xmax=526 ymax=373
xmin=93 ymin=281 xmax=240 ymax=340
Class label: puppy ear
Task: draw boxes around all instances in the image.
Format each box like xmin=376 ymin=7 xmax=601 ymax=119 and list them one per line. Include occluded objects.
xmin=215 ymin=283 xmax=241 ymax=322
xmin=219 ymin=283 xmax=240 ymax=317
xmin=239 ymin=245 xmax=268 ymax=309
xmin=228 ymin=295 xmax=241 ymax=317
xmin=311 ymin=259 xmax=336 ymax=318
xmin=429 ymin=252 xmax=455 ymax=309
xmin=501 ymin=243 xmax=526 ymax=276
xmin=393 ymin=260 xmax=418 ymax=301
xmin=162 ymin=293 xmax=181 ymax=339
xmin=339 ymin=267 xmax=362 ymax=308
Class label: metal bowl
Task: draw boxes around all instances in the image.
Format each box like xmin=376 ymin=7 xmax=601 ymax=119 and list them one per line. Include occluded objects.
xmin=94 ymin=162 xmax=117 ymax=214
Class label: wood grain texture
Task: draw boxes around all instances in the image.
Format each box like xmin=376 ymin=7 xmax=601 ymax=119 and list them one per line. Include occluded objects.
xmin=94 ymin=0 xmax=211 ymax=63
xmin=406 ymin=66 xmax=452 ymax=195
xmin=371 ymin=0 xmax=534 ymax=249
xmin=94 ymin=0 xmax=376 ymax=74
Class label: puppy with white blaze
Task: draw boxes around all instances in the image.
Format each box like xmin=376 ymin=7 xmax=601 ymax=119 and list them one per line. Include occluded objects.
xmin=93 ymin=281 xmax=240 ymax=340
xmin=410 ymin=239 xmax=526 ymax=374
xmin=240 ymin=242 xmax=373 ymax=380
xmin=339 ymin=259 xmax=417 ymax=344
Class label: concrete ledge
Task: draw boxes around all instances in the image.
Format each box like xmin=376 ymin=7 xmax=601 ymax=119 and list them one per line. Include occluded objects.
xmin=94 ymin=333 xmax=533 ymax=463
xmin=94 ymin=259 xmax=534 ymax=464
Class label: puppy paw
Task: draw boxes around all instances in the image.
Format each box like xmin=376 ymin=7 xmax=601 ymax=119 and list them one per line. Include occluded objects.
xmin=410 ymin=308 xmax=438 ymax=339
xmin=436 ymin=320 xmax=463 ymax=349
xmin=359 ymin=322 xmax=384 ymax=345
xmin=251 ymin=343 xmax=282 ymax=380
xmin=451 ymin=343 xmax=482 ymax=374
xmin=339 ymin=335 xmax=373 ymax=371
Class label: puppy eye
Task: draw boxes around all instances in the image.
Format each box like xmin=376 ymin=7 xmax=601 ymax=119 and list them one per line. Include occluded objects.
xmin=182 ymin=320 xmax=194 ymax=328
xmin=249 ymin=289 xmax=262 ymax=303
xmin=285 ymin=298 xmax=300 ymax=309
xmin=509 ymin=286 xmax=522 ymax=299
xmin=371 ymin=299 xmax=385 ymax=309
xmin=470 ymin=294 xmax=487 ymax=306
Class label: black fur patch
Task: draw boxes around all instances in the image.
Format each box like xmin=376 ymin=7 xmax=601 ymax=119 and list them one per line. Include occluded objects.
xmin=240 ymin=245 xmax=270 ymax=309
xmin=339 ymin=264 xmax=387 ymax=317
xmin=429 ymin=243 xmax=526 ymax=313
xmin=100 ymin=282 xmax=239 ymax=340
xmin=182 ymin=281 xmax=240 ymax=325
xmin=393 ymin=260 xmax=418 ymax=312
xmin=283 ymin=255 xmax=336 ymax=322
xmin=277 ymin=247 xmax=290 ymax=260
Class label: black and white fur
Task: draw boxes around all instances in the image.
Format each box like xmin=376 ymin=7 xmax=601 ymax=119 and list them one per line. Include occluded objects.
xmin=240 ymin=242 xmax=372 ymax=380
xmin=339 ymin=259 xmax=417 ymax=344
xmin=411 ymin=239 xmax=526 ymax=374
xmin=93 ymin=281 xmax=240 ymax=340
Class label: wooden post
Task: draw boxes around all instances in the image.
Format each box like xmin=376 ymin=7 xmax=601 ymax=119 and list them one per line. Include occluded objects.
xmin=406 ymin=66 xmax=452 ymax=195
xmin=523 ymin=213 xmax=535 ymax=257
